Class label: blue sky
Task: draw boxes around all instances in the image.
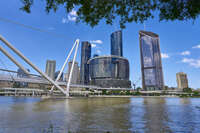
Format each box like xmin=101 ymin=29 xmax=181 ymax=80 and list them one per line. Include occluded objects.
xmin=0 ymin=1 xmax=200 ymax=89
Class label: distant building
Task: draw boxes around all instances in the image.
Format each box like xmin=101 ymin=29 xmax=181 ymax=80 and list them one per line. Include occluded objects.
xmin=88 ymin=55 xmax=131 ymax=88
xmin=17 ymin=68 xmax=30 ymax=87
xmin=139 ymin=30 xmax=164 ymax=91
xmin=111 ymin=30 xmax=123 ymax=56
xmin=87 ymin=30 xmax=131 ymax=88
xmin=176 ymin=72 xmax=189 ymax=89
xmin=66 ymin=61 xmax=80 ymax=84
xmin=45 ymin=60 xmax=56 ymax=80
xmin=54 ymin=71 xmax=63 ymax=81
xmin=93 ymin=54 xmax=99 ymax=57
xmin=80 ymin=41 xmax=91 ymax=85
xmin=17 ymin=68 xmax=30 ymax=78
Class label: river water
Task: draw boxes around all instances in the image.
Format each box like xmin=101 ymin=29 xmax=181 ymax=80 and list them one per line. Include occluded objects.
xmin=0 ymin=97 xmax=200 ymax=133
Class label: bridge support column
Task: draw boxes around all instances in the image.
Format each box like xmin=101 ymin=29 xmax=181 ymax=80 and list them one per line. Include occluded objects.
xmin=66 ymin=39 xmax=80 ymax=97
xmin=50 ymin=39 xmax=79 ymax=93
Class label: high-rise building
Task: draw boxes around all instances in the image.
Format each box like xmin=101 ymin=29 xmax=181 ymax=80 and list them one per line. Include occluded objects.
xmin=80 ymin=41 xmax=91 ymax=84
xmin=111 ymin=30 xmax=123 ymax=56
xmin=54 ymin=71 xmax=63 ymax=81
xmin=139 ymin=30 xmax=164 ymax=91
xmin=17 ymin=68 xmax=30 ymax=78
xmin=66 ymin=61 xmax=80 ymax=84
xmin=176 ymin=72 xmax=188 ymax=89
xmin=88 ymin=55 xmax=131 ymax=88
xmin=17 ymin=68 xmax=30 ymax=87
xmin=45 ymin=60 xmax=56 ymax=80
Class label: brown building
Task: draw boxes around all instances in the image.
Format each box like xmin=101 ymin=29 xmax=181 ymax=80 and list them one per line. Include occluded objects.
xmin=45 ymin=60 xmax=56 ymax=80
xmin=66 ymin=61 xmax=80 ymax=84
xmin=176 ymin=72 xmax=189 ymax=89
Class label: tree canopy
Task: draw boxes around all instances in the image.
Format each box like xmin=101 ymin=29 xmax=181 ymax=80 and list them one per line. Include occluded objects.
xmin=20 ymin=0 xmax=200 ymax=28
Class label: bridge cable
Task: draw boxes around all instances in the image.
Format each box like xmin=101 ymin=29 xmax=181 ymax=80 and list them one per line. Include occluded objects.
xmin=0 ymin=56 xmax=16 ymax=83
xmin=0 ymin=17 xmax=67 ymax=38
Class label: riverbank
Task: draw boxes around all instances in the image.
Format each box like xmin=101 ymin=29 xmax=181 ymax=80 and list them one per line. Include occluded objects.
xmin=1 ymin=94 xmax=200 ymax=99
xmin=41 ymin=95 xmax=186 ymax=99
xmin=89 ymin=95 xmax=181 ymax=98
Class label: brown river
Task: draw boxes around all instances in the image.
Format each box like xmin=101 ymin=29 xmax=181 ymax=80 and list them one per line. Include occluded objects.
xmin=0 ymin=97 xmax=200 ymax=133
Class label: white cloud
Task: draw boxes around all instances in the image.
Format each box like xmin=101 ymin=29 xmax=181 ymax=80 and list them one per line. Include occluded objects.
xmin=182 ymin=58 xmax=200 ymax=68
xmin=62 ymin=9 xmax=78 ymax=23
xmin=68 ymin=15 xmax=77 ymax=22
xmin=161 ymin=53 xmax=170 ymax=59
xmin=70 ymin=9 xmax=77 ymax=16
xmin=68 ymin=9 xmax=77 ymax=22
xmin=192 ymin=44 xmax=200 ymax=49
xmin=96 ymin=50 xmax=101 ymax=54
xmin=181 ymin=51 xmax=190 ymax=56
xmin=144 ymin=57 xmax=152 ymax=64
xmin=90 ymin=40 xmax=103 ymax=44
xmin=91 ymin=44 xmax=96 ymax=48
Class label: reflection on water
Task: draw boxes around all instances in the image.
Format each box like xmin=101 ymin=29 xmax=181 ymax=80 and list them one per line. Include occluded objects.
xmin=0 ymin=97 xmax=200 ymax=133
xmin=143 ymin=98 xmax=172 ymax=133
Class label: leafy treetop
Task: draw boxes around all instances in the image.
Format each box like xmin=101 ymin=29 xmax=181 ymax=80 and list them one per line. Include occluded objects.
xmin=20 ymin=0 xmax=200 ymax=28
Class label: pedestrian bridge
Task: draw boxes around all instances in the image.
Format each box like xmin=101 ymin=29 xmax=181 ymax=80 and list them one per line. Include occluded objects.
xmin=0 ymin=74 xmax=99 ymax=89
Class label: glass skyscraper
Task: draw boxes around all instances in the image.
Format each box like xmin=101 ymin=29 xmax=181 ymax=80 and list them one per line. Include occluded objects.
xmin=80 ymin=41 xmax=91 ymax=85
xmin=111 ymin=30 xmax=123 ymax=56
xmin=139 ymin=31 xmax=164 ymax=90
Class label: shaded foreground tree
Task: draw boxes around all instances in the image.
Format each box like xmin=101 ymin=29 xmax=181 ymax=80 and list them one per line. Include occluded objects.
xmin=20 ymin=0 xmax=200 ymax=28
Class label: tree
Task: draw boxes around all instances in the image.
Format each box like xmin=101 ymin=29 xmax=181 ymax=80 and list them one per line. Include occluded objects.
xmin=136 ymin=87 xmax=142 ymax=91
xmin=164 ymin=86 xmax=169 ymax=90
xmin=183 ymin=87 xmax=192 ymax=93
xmin=20 ymin=0 xmax=200 ymax=28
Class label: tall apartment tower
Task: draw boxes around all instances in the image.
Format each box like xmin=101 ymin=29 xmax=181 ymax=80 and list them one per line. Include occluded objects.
xmin=176 ymin=72 xmax=189 ymax=89
xmin=45 ymin=60 xmax=56 ymax=80
xmin=111 ymin=30 xmax=123 ymax=56
xmin=139 ymin=30 xmax=164 ymax=90
xmin=80 ymin=41 xmax=91 ymax=84
xmin=66 ymin=61 xmax=80 ymax=84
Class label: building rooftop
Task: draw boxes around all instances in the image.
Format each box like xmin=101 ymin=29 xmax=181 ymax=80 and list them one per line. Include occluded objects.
xmin=87 ymin=55 xmax=128 ymax=64
xmin=176 ymin=72 xmax=187 ymax=75
xmin=139 ymin=30 xmax=159 ymax=38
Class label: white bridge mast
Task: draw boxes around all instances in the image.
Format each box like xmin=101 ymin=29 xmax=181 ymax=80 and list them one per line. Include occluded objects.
xmin=0 ymin=35 xmax=68 ymax=96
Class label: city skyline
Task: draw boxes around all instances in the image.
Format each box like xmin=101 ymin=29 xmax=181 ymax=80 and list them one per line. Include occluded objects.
xmin=0 ymin=1 xmax=200 ymax=89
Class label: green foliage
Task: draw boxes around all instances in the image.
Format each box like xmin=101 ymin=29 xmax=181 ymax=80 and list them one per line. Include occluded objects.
xmin=183 ymin=87 xmax=192 ymax=93
xmin=193 ymin=91 xmax=200 ymax=97
xmin=136 ymin=87 xmax=142 ymax=91
xmin=164 ymin=86 xmax=169 ymax=90
xmin=134 ymin=91 xmax=141 ymax=95
xmin=20 ymin=0 xmax=200 ymax=28
xmin=124 ymin=90 xmax=129 ymax=95
xmin=13 ymin=82 xmax=20 ymax=88
xmin=102 ymin=90 xmax=107 ymax=95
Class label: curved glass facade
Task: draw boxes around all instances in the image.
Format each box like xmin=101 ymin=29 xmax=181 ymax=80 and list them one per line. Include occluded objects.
xmin=139 ymin=31 xmax=164 ymax=90
xmin=88 ymin=56 xmax=129 ymax=80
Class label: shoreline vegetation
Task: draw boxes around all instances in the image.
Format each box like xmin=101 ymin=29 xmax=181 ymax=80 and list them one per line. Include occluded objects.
xmin=1 ymin=87 xmax=200 ymax=98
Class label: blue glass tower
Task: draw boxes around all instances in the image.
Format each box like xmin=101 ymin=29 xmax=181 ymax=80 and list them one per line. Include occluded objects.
xmin=111 ymin=30 xmax=123 ymax=56
xmin=80 ymin=41 xmax=91 ymax=85
xmin=139 ymin=31 xmax=164 ymax=90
